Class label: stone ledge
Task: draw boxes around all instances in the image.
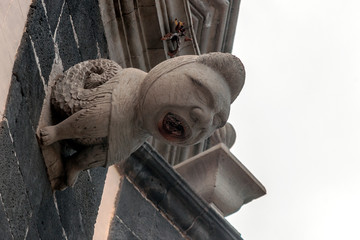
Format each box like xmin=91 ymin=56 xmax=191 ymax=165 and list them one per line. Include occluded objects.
xmin=175 ymin=143 xmax=266 ymax=216
xmin=120 ymin=142 xmax=244 ymax=240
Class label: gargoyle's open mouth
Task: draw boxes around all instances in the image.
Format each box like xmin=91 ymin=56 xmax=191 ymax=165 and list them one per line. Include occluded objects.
xmin=158 ymin=112 xmax=190 ymax=142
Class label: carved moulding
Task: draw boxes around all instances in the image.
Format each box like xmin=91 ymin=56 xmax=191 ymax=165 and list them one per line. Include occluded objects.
xmin=36 ymin=53 xmax=245 ymax=190
xmin=120 ymin=142 xmax=245 ymax=239
xmin=175 ymin=143 xmax=266 ymax=216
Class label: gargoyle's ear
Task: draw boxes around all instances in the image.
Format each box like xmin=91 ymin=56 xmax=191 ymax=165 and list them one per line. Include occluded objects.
xmin=197 ymin=52 xmax=245 ymax=103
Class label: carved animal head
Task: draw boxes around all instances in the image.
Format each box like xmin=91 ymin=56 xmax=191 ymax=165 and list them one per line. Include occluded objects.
xmin=140 ymin=52 xmax=245 ymax=146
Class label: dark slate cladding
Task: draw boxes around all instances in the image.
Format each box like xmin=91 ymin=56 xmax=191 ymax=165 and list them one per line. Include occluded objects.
xmin=0 ymin=191 xmax=12 ymax=240
xmin=0 ymin=120 xmax=40 ymax=239
xmin=66 ymin=0 xmax=109 ymax=60
xmin=55 ymin=167 xmax=108 ymax=239
xmin=0 ymin=0 xmax=109 ymax=238
xmin=109 ymin=214 xmax=141 ymax=240
xmin=108 ymin=178 xmax=184 ymax=240
xmin=5 ymin=33 xmax=66 ymax=240
xmin=10 ymin=32 xmax=45 ymax=129
xmin=56 ymin=2 xmax=82 ymax=71
xmin=36 ymin=192 xmax=67 ymax=240
xmin=26 ymin=0 xmax=55 ymax=84
xmin=7 ymin=32 xmax=52 ymax=208
xmin=55 ymin=188 xmax=88 ymax=239
xmin=75 ymin=167 xmax=108 ymax=239
xmin=43 ymin=0 xmax=65 ymax=34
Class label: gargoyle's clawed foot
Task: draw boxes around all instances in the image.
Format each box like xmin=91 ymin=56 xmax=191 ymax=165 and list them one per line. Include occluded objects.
xmin=40 ymin=126 xmax=57 ymax=146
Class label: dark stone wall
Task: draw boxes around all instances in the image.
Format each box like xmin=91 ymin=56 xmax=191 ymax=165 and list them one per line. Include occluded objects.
xmin=0 ymin=0 xmax=108 ymax=239
xmin=108 ymin=178 xmax=184 ymax=240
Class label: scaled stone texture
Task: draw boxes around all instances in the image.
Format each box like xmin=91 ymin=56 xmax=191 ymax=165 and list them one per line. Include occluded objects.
xmin=38 ymin=53 xmax=245 ymax=189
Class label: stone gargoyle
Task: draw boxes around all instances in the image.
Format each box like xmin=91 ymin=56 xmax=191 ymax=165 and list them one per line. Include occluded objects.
xmin=39 ymin=52 xmax=245 ymax=188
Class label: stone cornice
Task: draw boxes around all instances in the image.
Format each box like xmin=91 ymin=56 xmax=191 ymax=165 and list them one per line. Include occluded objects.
xmin=120 ymin=142 xmax=244 ymax=240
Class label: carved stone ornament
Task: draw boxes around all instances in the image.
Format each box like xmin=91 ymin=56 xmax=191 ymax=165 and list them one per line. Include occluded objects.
xmin=161 ymin=18 xmax=193 ymax=57
xmin=37 ymin=53 xmax=245 ymax=190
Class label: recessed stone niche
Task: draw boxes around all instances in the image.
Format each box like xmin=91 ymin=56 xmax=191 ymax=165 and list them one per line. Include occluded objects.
xmin=174 ymin=143 xmax=266 ymax=216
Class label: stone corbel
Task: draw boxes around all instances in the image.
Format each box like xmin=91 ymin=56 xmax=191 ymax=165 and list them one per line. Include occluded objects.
xmin=175 ymin=143 xmax=266 ymax=216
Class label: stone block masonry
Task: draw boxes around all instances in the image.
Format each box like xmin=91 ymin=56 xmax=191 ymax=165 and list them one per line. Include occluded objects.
xmin=0 ymin=0 xmax=109 ymax=238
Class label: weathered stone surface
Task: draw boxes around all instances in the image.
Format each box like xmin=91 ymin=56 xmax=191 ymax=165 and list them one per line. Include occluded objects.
xmin=109 ymin=178 xmax=184 ymax=240
xmin=157 ymin=185 xmax=199 ymax=231
xmin=56 ymin=2 xmax=82 ymax=71
xmin=55 ymin=187 xmax=87 ymax=239
xmin=188 ymin=0 xmax=240 ymax=53
xmin=108 ymin=215 xmax=141 ymax=240
xmin=26 ymin=0 xmax=55 ymax=83
xmin=0 ymin=195 xmax=12 ymax=240
xmin=25 ymin=218 xmax=41 ymax=240
xmin=66 ymin=0 xmax=108 ymax=60
xmin=0 ymin=120 xmax=40 ymax=239
xmin=75 ymin=167 xmax=108 ymax=239
xmin=6 ymin=73 xmax=50 ymax=218
xmin=138 ymin=4 xmax=163 ymax=50
xmin=5 ymin=34 xmax=65 ymax=238
xmin=99 ymin=0 xmax=132 ymax=67
xmin=186 ymin=207 xmax=242 ymax=240
xmin=147 ymin=49 xmax=167 ymax=69
xmin=138 ymin=0 xmax=157 ymax=7
xmin=6 ymin=95 xmax=48 ymax=212
xmin=36 ymin=192 xmax=66 ymax=240
xmin=43 ymin=0 xmax=65 ymax=34
xmin=55 ymin=167 xmax=107 ymax=239
xmin=1 ymin=1 xmax=110 ymax=238
xmin=11 ymin=32 xmax=45 ymax=129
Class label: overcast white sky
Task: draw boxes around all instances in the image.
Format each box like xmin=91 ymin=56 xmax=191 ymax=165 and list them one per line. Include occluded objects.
xmin=226 ymin=0 xmax=360 ymax=239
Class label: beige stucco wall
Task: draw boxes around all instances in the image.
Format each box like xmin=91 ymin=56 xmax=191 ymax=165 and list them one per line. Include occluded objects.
xmin=0 ymin=0 xmax=31 ymax=117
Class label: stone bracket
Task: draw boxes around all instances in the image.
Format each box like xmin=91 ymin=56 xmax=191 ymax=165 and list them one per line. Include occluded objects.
xmin=175 ymin=143 xmax=266 ymax=216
